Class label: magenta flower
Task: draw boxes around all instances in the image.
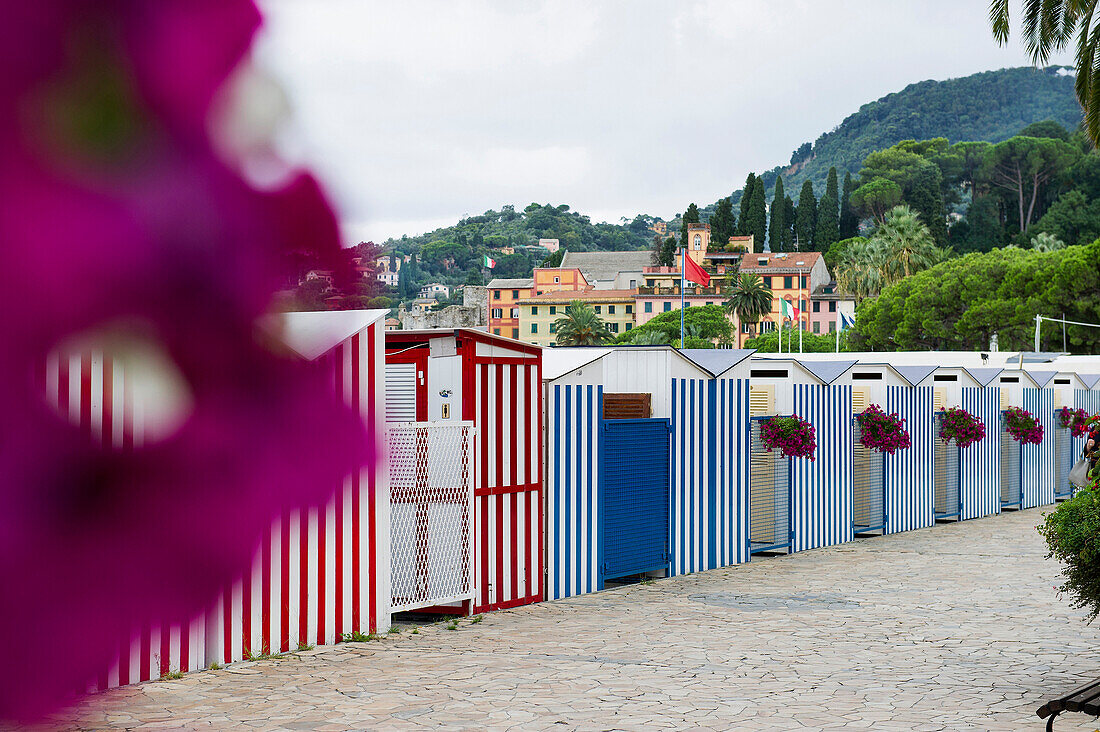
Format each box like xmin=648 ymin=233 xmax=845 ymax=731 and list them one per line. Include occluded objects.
xmin=0 ymin=0 xmax=369 ymax=722
xmin=760 ymin=415 xmax=816 ymax=460
xmin=1003 ymin=406 xmax=1044 ymax=445
xmin=856 ymin=404 xmax=911 ymax=454
xmin=939 ymin=407 xmax=986 ymax=448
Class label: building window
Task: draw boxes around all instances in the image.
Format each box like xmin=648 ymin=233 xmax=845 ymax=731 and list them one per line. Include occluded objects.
xmin=491 ymin=308 xmax=503 ymax=318
xmin=762 ymin=276 xmax=772 ymax=288
xmin=644 ymin=302 xmax=652 ymax=313
xmin=812 ymin=302 xmax=821 ymax=313
xmin=829 ymin=321 xmax=836 ymax=333
xmin=758 ymin=258 xmax=767 ymax=266
xmin=531 ymin=306 xmax=538 ymax=315
xmin=553 ymin=276 xmax=559 ymax=283
xmin=783 ymin=276 xmax=793 ymax=289
xmin=799 ymin=299 xmax=806 ymax=310
xmin=626 ymin=304 xmax=633 ymax=314
xmin=742 ymin=323 xmax=753 ymax=334
xmin=684 ymin=301 xmax=691 ymax=308
xmin=608 ymin=305 xmax=616 ymax=315
xmin=493 ymin=291 xmax=501 ymax=300
xmin=512 ymin=328 xmax=518 ymax=339
xmin=829 ymin=302 xmax=836 ymax=312
xmin=693 ymin=234 xmax=702 ymax=250
xmin=626 ymin=323 xmax=632 ymax=331
xmin=813 ymin=321 xmax=820 ymax=333
xmin=550 ymin=306 xmax=557 ymax=315
xmin=531 ymin=323 xmax=538 ymax=333
xmin=800 ymin=276 xmax=808 ymax=288
xmin=549 ymin=323 xmax=556 ymax=334
xmin=664 ymin=302 xmax=672 ymax=312
xmin=512 ymin=289 xmax=519 ymax=298
xmin=594 ymin=305 xmax=601 ymax=314
xmin=511 ymin=307 xmax=519 ymax=318
xmin=629 ymin=279 xmax=637 ymax=288
xmin=609 ymin=322 xmax=619 ymax=333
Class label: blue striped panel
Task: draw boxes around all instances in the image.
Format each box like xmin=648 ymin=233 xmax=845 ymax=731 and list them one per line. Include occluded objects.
xmin=544 ymin=383 xmax=601 ymax=600
xmin=885 ymin=385 xmax=935 ymax=533
xmin=960 ymin=387 xmax=1001 ymax=520
xmin=1020 ymin=388 xmax=1056 ymax=508
xmin=670 ymin=377 xmax=749 ymax=575
xmin=790 ymin=384 xmax=854 ymax=553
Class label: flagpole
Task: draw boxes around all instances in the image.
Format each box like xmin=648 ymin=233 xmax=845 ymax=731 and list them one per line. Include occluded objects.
xmin=680 ymin=248 xmax=685 ymax=348
xmin=835 ymin=311 xmax=840 ymax=353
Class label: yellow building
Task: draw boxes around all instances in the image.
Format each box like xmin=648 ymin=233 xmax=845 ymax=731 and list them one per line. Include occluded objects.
xmin=517 ymin=289 xmax=636 ymax=346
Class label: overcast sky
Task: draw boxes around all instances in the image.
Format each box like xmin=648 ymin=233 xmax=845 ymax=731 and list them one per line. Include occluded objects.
xmin=255 ymin=1 xmax=1074 ymax=244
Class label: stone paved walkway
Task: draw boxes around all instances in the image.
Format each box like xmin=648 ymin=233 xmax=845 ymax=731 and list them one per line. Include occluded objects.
xmin=58 ymin=509 xmax=1100 ymax=730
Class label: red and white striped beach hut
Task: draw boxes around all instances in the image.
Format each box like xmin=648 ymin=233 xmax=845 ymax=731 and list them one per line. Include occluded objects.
xmin=385 ymin=329 xmax=543 ymax=613
xmin=48 ymin=308 xmax=388 ymax=687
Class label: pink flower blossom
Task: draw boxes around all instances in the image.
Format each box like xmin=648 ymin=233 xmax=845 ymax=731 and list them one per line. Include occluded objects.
xmin=856 ymin=403 xmax=911 ymax=454
xmin=939 ymin=407 xmax=986 ymax=448
xmin=760 ymin=415 xmax=816 ymax=460
xmin=1003 ymin=406 xmax=1044 ymax=445
xmin=0 ymin=0 xmax=369 ymax=721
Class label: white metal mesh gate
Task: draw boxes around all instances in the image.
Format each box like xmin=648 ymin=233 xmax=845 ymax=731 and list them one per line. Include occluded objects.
xmin=388 ymin=422 xmax=475 ymax=613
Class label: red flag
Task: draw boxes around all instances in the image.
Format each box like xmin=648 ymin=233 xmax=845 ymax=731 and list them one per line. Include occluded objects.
xmin=683 ymin=254 xmax=710 ymax=287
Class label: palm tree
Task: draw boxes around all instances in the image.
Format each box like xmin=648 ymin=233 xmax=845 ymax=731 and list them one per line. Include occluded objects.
xmin=629 ymin=329 xmax=670 ymax=346
xmin=990 ymin=1 xmax=1100 ymax=144
xmin=873 ymin=205 xmax=941 ymax=283
xmin=1031 ymin=231 xmax=1067 ymax=252
xmin=835 ymin=238 xmax=887 ymax=303
xmin=553 ymin=301 xmax=614 ymax=346
xmin=724 ymin=273 xmax=773 ymax=337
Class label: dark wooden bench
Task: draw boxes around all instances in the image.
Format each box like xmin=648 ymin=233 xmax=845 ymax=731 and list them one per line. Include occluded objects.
xmin=1038 ymin=679 xmax=1100 ymax=730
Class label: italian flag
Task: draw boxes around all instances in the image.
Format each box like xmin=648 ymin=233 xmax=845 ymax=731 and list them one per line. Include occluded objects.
xmin=482 ymin=254 xmax=496 ymax=268
xmin=781 ymin=298 xmax=798 ymax=320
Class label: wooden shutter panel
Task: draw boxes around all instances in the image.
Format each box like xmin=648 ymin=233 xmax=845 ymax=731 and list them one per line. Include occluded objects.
xmin=603 ymin=393 xmax=652 ymax=419
xmin=749 ymin=385 xmax=775 ymax=417
xmin=852 ymin=388 xmax=869 ymax=414
xmin=934 ymin=388 xmax=945 ymax=412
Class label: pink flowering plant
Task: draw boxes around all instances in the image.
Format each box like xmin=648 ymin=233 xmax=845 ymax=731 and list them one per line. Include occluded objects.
xmin=760 ymin=415 xmax=816 ymax=460
xmin=1003 ymin=406 xmax=1044 ymax=445
xmin=938 ymin=407 xmax=986 ymax=448
xmin=855 ymin=404 xmax=911 ymax=454
xmin=1059 ymin=407 xmax=1090 ymax=437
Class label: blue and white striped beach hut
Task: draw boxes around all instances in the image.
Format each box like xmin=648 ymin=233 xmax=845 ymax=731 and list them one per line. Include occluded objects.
xmin=1034 ymin=369 xmax=1090 ymax=501
xmin=542 ymin=346 xmax=728 ymax=601
xmin=745 ymin=358 xmax=857 ymax=555
xmin=835 ymin=363 xmax=935 ymax=535
xmin=994 ymin=369 xmax=1050 ymax=509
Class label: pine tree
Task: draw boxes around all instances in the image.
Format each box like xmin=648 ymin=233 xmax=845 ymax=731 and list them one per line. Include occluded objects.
xmin=815 ymin=167 xmax=840 ymax=249
xmin=795 ymin=180 xmax=817 ymax=251
xmin=737 ymin=173 xmax=756 ymax=235
xmin=680 ymin=202 xmax=700 ymax=250
xmin=769 ymin=176 xmax=786 ymax=251
xmin=840 ymin=172 xmax=859 ymax=239
xmin=748 ymin=178 xmax=767 ymax=249
xmin=710 ymin=197 xmax=735 ymax=246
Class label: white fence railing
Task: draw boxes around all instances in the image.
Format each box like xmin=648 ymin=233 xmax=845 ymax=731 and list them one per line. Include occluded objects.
xmin=387 ymin=422 xmax=475 ymax=613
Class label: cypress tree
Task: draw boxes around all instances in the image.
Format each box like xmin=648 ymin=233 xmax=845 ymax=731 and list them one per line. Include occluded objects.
xmin=710 ymin=196 xmax=735 ymax=246
xmin=680 ymin=202 xmax=700 ymax=250
xmin=815 ymin=167 xmax=840 ymax=248
xmin=737 ymin=173 xmax=756 ymax=235
xmin=769 ymin=176 xmax=787 ymax=251
xmin=748 ymin=178 xmax=767 ymax=248
xmin=795 ymin=180 xmax=817 ymax=251
xmin=840 ymin=172 xmax=859 ymax=238
xmin=783 ymin=195 xmax=795 ymax=251
xmin=660 ymin=236 xmax=678 ymax=265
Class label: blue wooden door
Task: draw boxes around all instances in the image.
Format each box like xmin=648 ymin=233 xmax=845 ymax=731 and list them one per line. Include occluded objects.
xmin=600 ymin=418 xmax=671 ymax=583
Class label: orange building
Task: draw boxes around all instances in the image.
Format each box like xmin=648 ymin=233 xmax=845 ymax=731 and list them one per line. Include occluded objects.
xmin=486 ymin=278 xmax=533 ymax=339
xmin=736 ymin=251 xmax=830 ymax=347
xmin=533 ymin=267 xmax=589 ymax=295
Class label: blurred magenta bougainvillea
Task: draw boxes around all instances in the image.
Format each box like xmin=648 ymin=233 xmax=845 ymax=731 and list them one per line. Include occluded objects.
xmin=0 ymin=0 xmax=368 ymax=721
xmin=855 ymin=404 xmax=911 ymax=454
xmin=1059 ymin=407 xmax=1090 ymax=438
xmin=759 ymin=415 xmax=816 ymax=460
xmin=1003 ymin=406 xmax=1044 ymax=445
xmin=938 ymin=407 xmax=986 ymax=448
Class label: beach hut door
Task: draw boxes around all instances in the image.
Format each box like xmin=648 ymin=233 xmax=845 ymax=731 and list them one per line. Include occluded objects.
xmin=599 ymin=418 xmax=671 ymax=583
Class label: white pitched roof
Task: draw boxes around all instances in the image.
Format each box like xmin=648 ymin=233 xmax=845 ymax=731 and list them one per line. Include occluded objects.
xmin=275 ymin=309 xmax=387 ymax=361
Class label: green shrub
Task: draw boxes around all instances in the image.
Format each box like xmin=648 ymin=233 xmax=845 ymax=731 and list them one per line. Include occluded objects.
xmin=1039 ymin=485 xmax=1100 ymax=621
